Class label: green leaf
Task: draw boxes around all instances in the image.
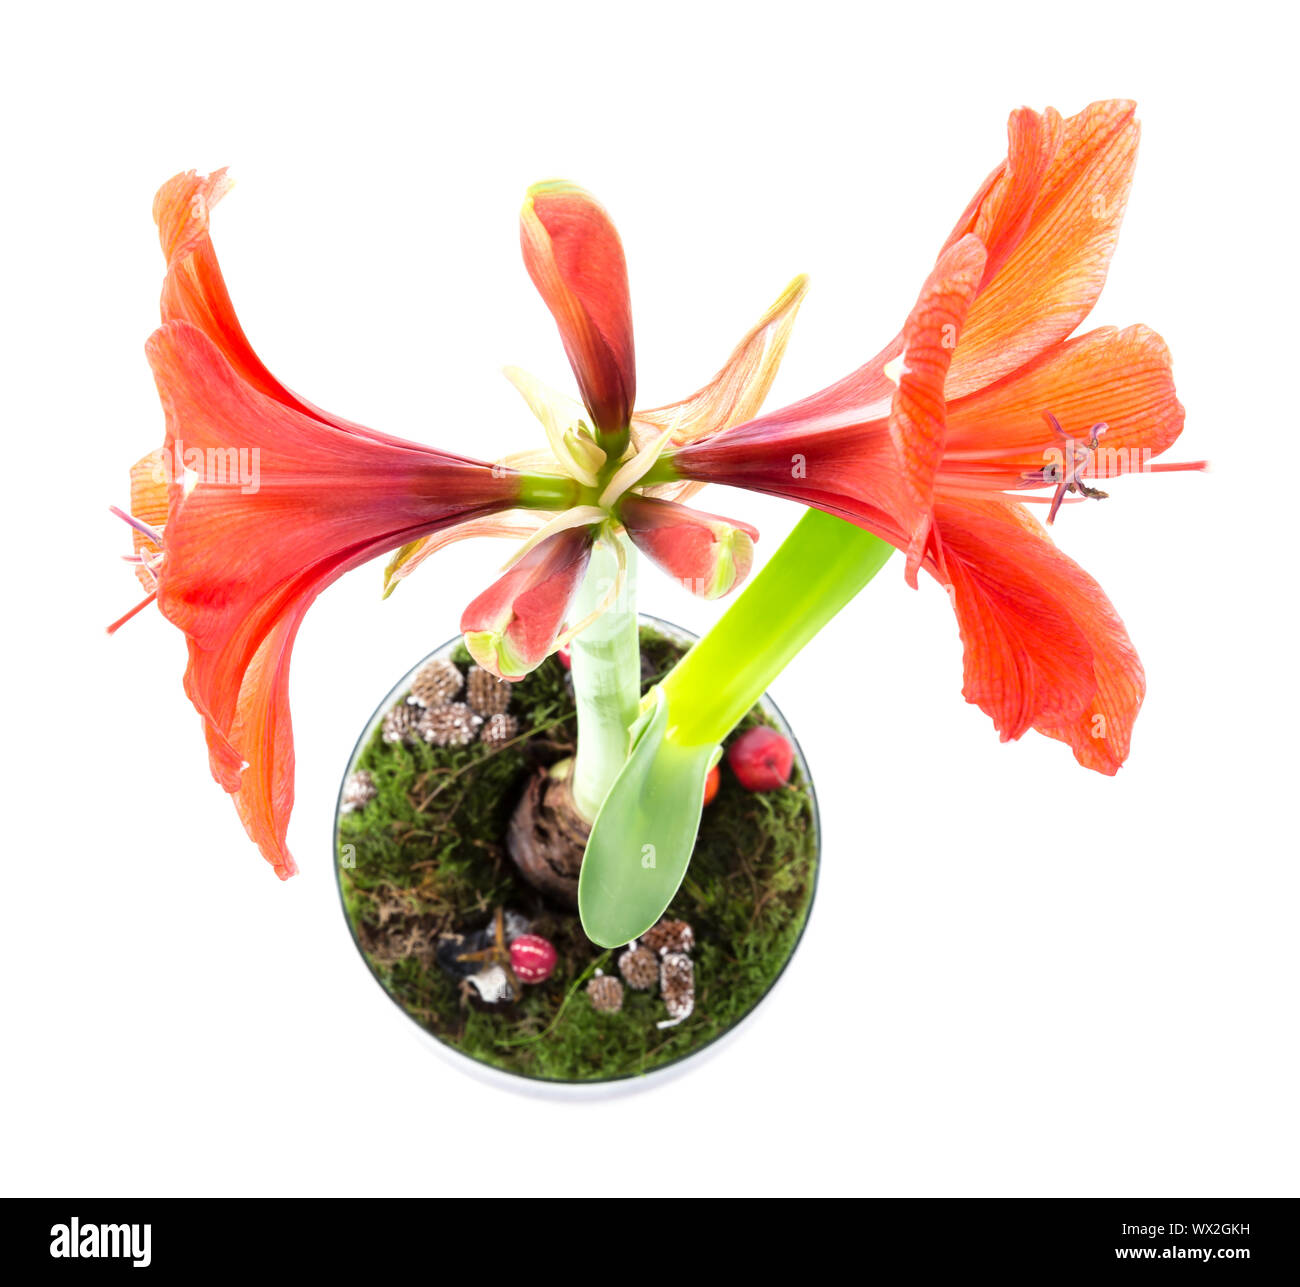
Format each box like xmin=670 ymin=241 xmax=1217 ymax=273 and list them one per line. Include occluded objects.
xmin=578 ymin=687 xmax=718 ymax=947
xmin=578 ymin=508 xmax=895 ymax=946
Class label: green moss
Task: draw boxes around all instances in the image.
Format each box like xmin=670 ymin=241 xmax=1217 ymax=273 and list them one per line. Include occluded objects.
xmin=336 ymin=627 xmax=818 ymax=1083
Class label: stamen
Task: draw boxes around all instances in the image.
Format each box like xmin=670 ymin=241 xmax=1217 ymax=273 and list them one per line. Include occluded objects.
xmin=121 ymin=546 xmax=164 ymax=590
xmin=1011 ymin=418 xmax=1205 ymax=519
xmin=1148 ymin=460 xmax=1209 ymax=473
xmin=106 ymin=591 xmax=158 ymax=635
xmin=946 ymin=487 xmax=1084 ymax=507
xmin=137 ymin=557 xmax=161 ymax=591
xmin=1073 ymin=480 xmax=1110 ymax=502
xmin=1040 ymin=414 xmax=1110 ymax=525
xmin=109 ymin=504 xmax=163 ymax=546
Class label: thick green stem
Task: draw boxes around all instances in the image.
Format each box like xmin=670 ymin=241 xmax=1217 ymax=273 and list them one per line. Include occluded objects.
xmin=660 ymin=508 xmax=894 ymax=746
xmin=569 ymin=532 xmax=641 ymax=822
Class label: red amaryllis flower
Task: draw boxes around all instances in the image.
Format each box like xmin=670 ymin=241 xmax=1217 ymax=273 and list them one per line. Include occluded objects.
xmin=115 ymin=171 xmax=809 ymax=875
xmin=663 ymin=101 xmax=1204 ymax=773
xmin=389 ymin=181 xmax=808 ymax=670
xmin=113 ymin=173 xmax=533 ymax=877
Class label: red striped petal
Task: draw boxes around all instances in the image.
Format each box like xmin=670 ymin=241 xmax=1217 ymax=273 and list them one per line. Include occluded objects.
xmin=940 ymin=107 xmax=1062 ymax=292
xmin=617 ymin=494 xmax=757 ymax=599
xmin=932 ymin=498 xmax=1144 ymax=773
xmin=888 ymin=235 xmax=987 ymax=586
xmin=146 ymin=321 xmax=520 ymax=874
xmin=461 ymin=525 xmax=596 ymax=681
xmin=153 ymin=169 xmax=411 ymax=448
xmin=520 ymin=182 xmax=635 ymax=436
xmin=946 ymin=101 xmax=1140 ymax=398
xmin=942 ymin=324 xmax=1185 ymax=487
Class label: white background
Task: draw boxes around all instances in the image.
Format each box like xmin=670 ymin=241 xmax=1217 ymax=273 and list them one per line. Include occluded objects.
xmin=3 ymin=1 xmax=1296 ymax=1198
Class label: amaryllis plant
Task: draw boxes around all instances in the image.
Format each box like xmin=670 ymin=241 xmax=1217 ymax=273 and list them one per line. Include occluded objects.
xmin=113 ymin=99 xmax=1202 ymax=948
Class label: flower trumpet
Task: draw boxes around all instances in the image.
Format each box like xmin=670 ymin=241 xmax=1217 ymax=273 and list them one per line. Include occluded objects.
xmin=652 ymin=100 xmax=1205 ymax=773
xmin=112 ymin=171 xmax=803 ymax=875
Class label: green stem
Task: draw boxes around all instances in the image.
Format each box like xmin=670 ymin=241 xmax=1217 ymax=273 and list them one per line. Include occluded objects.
xmin=569 ymin=531 xmax=641 ymax=821
xmin=660 ymin=508 xmax=894 ymax=746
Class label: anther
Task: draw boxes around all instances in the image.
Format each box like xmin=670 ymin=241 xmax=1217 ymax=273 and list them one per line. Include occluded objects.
xmin=1040 ymin=413 xmax=1111 ymax=525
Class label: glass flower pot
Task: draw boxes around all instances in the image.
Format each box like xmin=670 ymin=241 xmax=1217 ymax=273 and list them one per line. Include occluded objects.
xmin=334 ymin=616 xmax=819 ymax=1094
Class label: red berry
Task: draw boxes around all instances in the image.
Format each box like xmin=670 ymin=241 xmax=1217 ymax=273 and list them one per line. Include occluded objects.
xmin=509 ymin=934 xmax=557 ymax=983
xmin=702 ymin=763 xmax=720 ymax=806
xmin=556 ymin=645 xmax=572 ymax=671
xmin=727 ymin=727 xmax=793 ymax=792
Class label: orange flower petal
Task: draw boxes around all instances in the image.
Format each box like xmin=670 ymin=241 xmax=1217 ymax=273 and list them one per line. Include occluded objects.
xmin=128 ymin=448 xmax=170 ymax=589
xmin=129 ymin=449 xmax=170 ymax=527
xmin=155 ymin=169 xmax=287 ymax=405
xmin=941 ymin=107 xmax=1062 ymax=291
xmin=942 ymin=324 xmax=1185 ymax=486
xmin=888 ymin=234 xmax=987 ymax=586
xmin=147 ymin=320 xmax=520 ymax=874
xmin=687 ymin=107 xmax=1062 ymax=446
xmin=520 ymin=181 xmax=635 ymax=436
xmin=223 ymin=607 xmax=305 ymax=879
xmin=932 ymin=497 xmax=1144 ymax=773
xmin=946 ymin=100 xmax=1140 ymax=398
xmin=154 ymin=169 xmax=409 ymax=447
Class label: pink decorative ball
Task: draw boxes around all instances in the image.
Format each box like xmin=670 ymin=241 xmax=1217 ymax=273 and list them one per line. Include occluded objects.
xmin=727 ymin=726 xmax=794 ymax=792
xmin=509 ymin=934 xmax=557 ymax=984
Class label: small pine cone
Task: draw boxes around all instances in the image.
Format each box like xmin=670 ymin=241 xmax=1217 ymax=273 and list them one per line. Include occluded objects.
xmin=641 ymin=918 xmax=695 ymax=956
xmin=660 ymin=952 xmax=695 ymax=1023
xmin=340 ymin=770 xmax=376 ymax=813
xmin=618 ymin=943 xmax=658 ymax=992
xmin=381 ymin=702 xmax=421 ymax=745
xmin=480 ymin=712 xmax=518 ymax=750
xmin=409 ymin=657 xmax=463 ymax=708
xmin=466 ymin=665 xmax=512 ymax=716
xmin=586 ymin=972 xmax=624 ymax=1014
xmin=419 ymin=702 xmax=481 ymax=747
